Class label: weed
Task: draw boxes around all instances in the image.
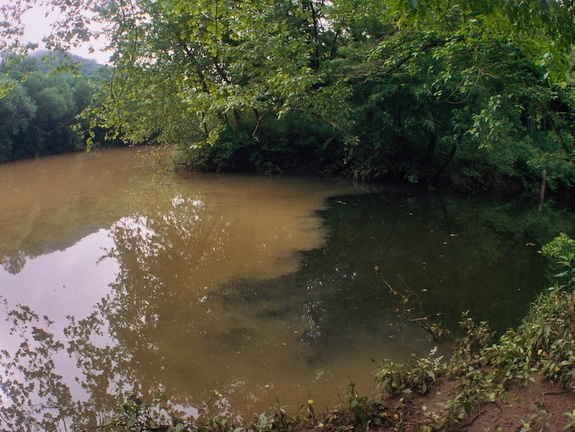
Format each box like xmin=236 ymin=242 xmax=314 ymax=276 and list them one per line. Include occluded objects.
xmin=375 ymin=348 xmax=442 ymax=397
xmin=564 ymin=409 xmax=575 ymax=431
xmin=517 ymin=403 xmax=549 ymax=432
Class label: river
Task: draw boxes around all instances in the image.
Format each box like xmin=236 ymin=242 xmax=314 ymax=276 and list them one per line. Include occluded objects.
xmin=0 ymin=147 xmax=572 ymax=430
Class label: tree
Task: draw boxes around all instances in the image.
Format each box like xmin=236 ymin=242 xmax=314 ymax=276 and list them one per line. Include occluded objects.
xmin=79 ymin=0 xmax=352 ymax=148
xmin=0 ymin=53 xmax=108 ymax=161
xmin=337 ymin=1 xmax=575 ymax=188
xmin=0 ymin=79 xmax=36 ymax=161
xmin=2 ymin=0 xmax=575 ymax=191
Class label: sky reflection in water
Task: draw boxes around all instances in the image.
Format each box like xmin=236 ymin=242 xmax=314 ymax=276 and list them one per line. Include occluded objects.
xmin=0 ymin=147 xmax=572 ymax=431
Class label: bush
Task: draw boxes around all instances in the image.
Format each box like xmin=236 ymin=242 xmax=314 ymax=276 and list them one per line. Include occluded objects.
xmin=175 ymin=112 xmax=346 ymax=175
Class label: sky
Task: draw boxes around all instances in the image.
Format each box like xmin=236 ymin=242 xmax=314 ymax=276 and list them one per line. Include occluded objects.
xmin=1 ymin=1 xmax=111 ymax=64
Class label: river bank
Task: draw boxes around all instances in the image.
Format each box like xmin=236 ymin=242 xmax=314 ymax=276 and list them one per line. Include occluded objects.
xmin=101 ymin=280 xmax=575 ymax=431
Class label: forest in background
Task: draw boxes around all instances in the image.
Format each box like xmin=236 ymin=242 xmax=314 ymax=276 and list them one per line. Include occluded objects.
xmin=0 ymin=51 xmax=117 ymax=163
xmin=2 ymin=0 xmax=575 ymax=195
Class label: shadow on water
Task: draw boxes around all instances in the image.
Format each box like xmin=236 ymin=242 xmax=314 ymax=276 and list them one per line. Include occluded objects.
xmin=1 ymin=149 xmax=574 ymax=431
xmin=222 ymin=190 xmax=573 ymax=361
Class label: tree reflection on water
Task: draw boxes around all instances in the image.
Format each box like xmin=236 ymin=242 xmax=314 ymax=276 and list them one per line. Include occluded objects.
xmin=2 ymin=151 xmax=574 ymax=431
xmin=0 ymin=193 xmax=239 ymax=430
xmin=0 ymin=170 xmax=360 ymax=430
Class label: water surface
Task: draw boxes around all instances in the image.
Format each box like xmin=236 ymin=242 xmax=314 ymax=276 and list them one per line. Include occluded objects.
xmin=0 ymin=147 xmax=572 ymax=431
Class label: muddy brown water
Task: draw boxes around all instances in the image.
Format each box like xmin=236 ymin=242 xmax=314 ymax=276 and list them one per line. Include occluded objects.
xmin=0 ymin=147 xmax=570 ymax=430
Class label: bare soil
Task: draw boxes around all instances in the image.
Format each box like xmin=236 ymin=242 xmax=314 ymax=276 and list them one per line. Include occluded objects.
xmin=396 ymin=374 xmax=575 ymax=432
xmin=297 ymin=373 xmax=575 ymax=432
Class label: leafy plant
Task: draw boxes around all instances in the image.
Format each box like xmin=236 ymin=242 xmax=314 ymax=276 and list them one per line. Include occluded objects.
xmin=564 ymin=409 xmax=575 ymax=431
xmin=104 ymin=393 xmax=176 ymax=431
xmin=344 ymin=381 xmax=392 ymax=429
xmin=374 ymin=349 xmax=442 ymax=397
xmin=517 ymin=403 xmax=549 ymax=432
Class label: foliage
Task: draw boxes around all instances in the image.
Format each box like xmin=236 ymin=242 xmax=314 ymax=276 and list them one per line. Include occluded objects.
xmin=3 ymin=0 xmax=575 ymax=192
xmin=541 ymin=232 xmax=575 ymax=259
xmin=374 ymin=349 xmax=442 ymax=397
xmin=0 ymin=53 xmax=114 ymax=162
xmin=94 ymin=385 xmax=397 ymax=432
xmin=564 ymin=409 xmax=575 ymax=431
xmin=542 ymin=232 xmax=575 ymax=290
xmin=172 ymin=111 xmax=345 ymax=175
xmin=343 ymin=2 xmax=575 ymax=190
xmin=105 ymin=393 xmax=176 ymax=431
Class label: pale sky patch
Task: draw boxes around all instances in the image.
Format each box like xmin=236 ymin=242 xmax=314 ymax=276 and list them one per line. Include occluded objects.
xmin=1 ymin=0 xmax=111 ymax=64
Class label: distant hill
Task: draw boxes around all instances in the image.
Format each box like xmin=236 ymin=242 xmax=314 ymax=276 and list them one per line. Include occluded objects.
xmin=28 ymin=49 xmax=107 ymax=76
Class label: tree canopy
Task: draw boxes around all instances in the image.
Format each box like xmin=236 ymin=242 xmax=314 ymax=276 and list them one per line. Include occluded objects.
xmin=0 ymin=52 xmax=113 ymax=162
xmin=2 ymin=0 xmax=575 ymax=191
